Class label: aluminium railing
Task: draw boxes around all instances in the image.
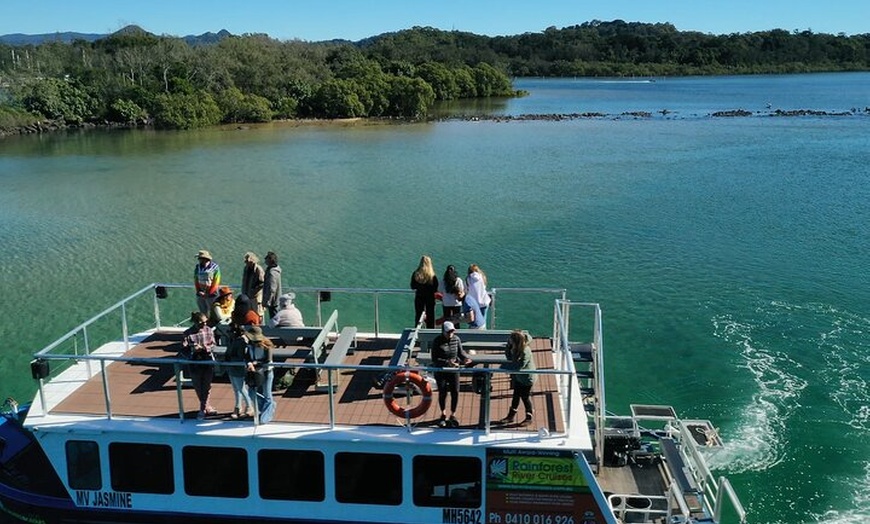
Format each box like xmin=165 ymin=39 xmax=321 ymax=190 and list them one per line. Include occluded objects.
xmin=29 ymin=283 xmax=578 ymax=427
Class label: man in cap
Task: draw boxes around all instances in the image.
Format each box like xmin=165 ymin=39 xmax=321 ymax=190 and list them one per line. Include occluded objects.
xmin=268 ymin=292 xmax=304 ymax=328
xmin=194 ymin=250 xmax=221 ymax=314
xmin=430 ymin=321 xmax=472 ymax=428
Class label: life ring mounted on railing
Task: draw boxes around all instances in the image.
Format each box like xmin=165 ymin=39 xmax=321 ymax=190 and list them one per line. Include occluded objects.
xmin=383 ymin=370 xmax=432 ymax=420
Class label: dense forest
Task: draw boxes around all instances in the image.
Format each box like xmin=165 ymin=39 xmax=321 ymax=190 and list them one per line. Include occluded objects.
xmin=1 ymin=20 xmax=867 ymax=131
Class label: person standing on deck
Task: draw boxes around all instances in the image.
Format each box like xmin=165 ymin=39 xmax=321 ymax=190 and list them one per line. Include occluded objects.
xmin=438 ymin=265 xmax=466 ymax=326
xmin=262 ymin=251 xmax=282 ymax=320
xmin=244 ymin=325 xmax=276 ymax=423
xmin=431 ymin=321 xmax=472 ymax=428
xmin=224 ymin=328 xmax=254 ymax=420
xmin=465 ymin=264 xmax=491 ymax=328
xmin=498 ymin=330 xmax=536 ymax=427
xmin=242 ymin=252 xmax=265 ymax=318
xmin=182 ymin=312 xmax=218 ymax=420
xmin=194 ymin=250 xmax=221 ymax=314
xmin=410 ymin=255 xmax=439 ymax=329
xmin=460 ymin=292 xmax=486 ymax=330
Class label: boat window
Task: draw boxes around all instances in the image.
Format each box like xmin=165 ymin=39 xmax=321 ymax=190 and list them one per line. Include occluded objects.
xmin=413 ymin=456 xmax=482 ymax=508
xmin=66 ymin=440 xmax=101 ymax=490
xmin=183 ymin=446 xmax=248 ymax=498
xmin=109 ymin=443 xmax=174 ymax=494
xmin=335 ymin=452 xmax=401 ymax=505
xmin=258 ymin=449 xmax=325 ymax=501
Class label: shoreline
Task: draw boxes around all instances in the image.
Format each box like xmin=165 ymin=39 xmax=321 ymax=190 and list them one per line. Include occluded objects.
xmin=3 ymin=107 xmax=869 ymax=139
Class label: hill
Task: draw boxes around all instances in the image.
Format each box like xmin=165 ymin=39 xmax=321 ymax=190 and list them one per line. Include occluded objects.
xmin=0 ymin=27 xmax=233 ymax=46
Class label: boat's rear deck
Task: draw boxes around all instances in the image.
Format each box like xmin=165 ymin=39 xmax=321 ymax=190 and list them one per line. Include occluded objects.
xmin=48 ymin=331 xmax=566 ymax=432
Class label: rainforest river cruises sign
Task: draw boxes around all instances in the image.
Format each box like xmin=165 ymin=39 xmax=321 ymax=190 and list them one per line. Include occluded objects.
xmin=486 ymin=448 xmax=608 ymax=524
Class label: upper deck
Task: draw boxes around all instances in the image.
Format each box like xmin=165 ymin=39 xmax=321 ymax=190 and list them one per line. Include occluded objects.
xmin=23 ymin=283 xmax=595 ymax=450
xmin=36 ymin=329 xmax=568 ymax=434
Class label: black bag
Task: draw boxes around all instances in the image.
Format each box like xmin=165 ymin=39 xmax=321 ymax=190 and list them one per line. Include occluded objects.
xmin=246 ymin=369 xmax=265 ymax=388
xmin=472 ymin=372 xmax=491 ymax=395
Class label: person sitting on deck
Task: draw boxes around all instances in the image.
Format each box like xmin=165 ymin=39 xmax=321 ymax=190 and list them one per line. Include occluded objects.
xmin=268 ymin=292 xmax=304 ymax=328
xmin=231 ymin=293 xmax=261 ymax=327
xmin=498 ymin=330 xmax=536 ymax=427
xmin=431 ymin=321 xmax=472 ymax=428
xmin=181 ymin=311 xmax=218 ymax=420
xmin=208 ymin=286 xmax=235 ymax=344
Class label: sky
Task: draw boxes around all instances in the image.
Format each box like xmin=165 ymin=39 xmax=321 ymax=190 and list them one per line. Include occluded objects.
xmin=2 ymin=0 xmax=867 ymax=41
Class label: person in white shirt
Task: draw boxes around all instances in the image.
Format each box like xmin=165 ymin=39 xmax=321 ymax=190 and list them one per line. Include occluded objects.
xmin=269 ymin=293 xmax=304 ymax=328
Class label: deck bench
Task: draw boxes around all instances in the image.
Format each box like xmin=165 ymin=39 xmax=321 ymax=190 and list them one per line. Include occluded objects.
xmin=660 ymin=437 xmax=704 ymax=513
xmin=373 ymin=329 xmax=416 ymax=389
xmin=315 ymin=326 xmax=357 ymax=392
xmin=416 ymin=329 xmax=512 ymax=353
xmin=261 ymin=326 xmax=324 ymax=347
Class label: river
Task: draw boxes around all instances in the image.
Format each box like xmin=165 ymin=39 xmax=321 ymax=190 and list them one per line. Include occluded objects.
xmin=1 ymin=73 xmax=869 ymax=524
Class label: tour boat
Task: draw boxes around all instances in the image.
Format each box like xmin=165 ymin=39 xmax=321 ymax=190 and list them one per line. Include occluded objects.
xmin=0 ymin=283 xmax=746 ymax=524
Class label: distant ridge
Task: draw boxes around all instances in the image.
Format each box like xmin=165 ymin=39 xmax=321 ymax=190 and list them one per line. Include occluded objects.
xmin=0 ymin=32 xmax=104 ymax=45
xmin=0 ymin=27 xmax=234 ymax=46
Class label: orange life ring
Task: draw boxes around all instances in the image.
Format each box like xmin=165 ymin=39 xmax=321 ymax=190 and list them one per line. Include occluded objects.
xmin=383 ymin=370 xmax=432 ymax=419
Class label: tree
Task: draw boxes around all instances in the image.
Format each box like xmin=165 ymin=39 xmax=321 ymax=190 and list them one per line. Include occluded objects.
xmin=152 ymin=90 xmax=221 ymax=129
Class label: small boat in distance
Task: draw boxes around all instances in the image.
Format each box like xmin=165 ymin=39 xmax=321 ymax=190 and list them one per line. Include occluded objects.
xmin=0 ymin=283 xmax=746 ymax=523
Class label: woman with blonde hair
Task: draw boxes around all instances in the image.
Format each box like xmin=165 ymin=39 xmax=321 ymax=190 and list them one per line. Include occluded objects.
xmin=466 ymin=264 xmax=491 ymax=328
xmin=499 ymin=330 xmax=536 ymax=426
xmin=410 ymin=255 xmax=439 ymax=328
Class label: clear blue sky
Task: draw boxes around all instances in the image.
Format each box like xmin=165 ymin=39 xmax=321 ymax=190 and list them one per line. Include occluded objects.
xmin=2 ymin=0 xmax=867 ymax=40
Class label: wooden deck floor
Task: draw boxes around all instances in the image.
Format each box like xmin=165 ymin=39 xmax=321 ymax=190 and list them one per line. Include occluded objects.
xmin=50 ymin=331 xmax=565 ymax=433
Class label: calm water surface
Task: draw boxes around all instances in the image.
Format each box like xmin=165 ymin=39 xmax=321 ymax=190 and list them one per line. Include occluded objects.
xmin=1 ymin=73 xmax=869 ymax=524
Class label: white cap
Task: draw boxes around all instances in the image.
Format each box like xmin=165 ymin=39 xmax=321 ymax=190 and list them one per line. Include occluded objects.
xmin=442 ymin=321 xmax=455 ymax=332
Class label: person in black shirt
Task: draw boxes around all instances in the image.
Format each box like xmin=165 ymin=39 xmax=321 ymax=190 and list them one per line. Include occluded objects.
xmin=410 ymin=255 xmax=439 ymax=328
xmin=431 ymin=321 xmax=472 ymax=427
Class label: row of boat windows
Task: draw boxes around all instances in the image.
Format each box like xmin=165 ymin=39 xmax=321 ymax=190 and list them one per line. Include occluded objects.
xmin=66 ymin=441 xmax=482 ymax=508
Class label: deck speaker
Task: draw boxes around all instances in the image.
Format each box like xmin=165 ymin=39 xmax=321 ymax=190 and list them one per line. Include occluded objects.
xmin=319 ymin=291 xmax=332 ymax=302
xmin=155 ymin=286 xmax=168 ymax=299
xmin=30 ymin=359 xmax=49 ymax=380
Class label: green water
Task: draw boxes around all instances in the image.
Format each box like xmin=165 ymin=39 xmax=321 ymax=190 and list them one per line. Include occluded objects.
xmin=2 ymin=75 xmax=869 ymax=523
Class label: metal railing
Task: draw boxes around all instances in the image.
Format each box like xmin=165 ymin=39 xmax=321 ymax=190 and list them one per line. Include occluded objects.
xmin=29 ymin=283 xmax=577 ymax=426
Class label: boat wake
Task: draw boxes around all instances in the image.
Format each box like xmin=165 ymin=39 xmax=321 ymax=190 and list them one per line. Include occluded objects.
xmin=711 ymin=299 xmax=870 ymax=523
xmin=708 ymin=313 xmax=806 ymax=473
xmin=809 ymin=461 xmax=870 ymax=524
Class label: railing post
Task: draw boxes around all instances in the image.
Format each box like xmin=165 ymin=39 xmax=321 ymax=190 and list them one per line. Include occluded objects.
xmin=37 ymin=377 xmax=47 ymax=416
xmin=489 ymin=291 xmax=496 ymax=329
xmin=83 ymin=327 xmax=93 ymax=378
xmin=100 ymin=359 xmax=112 ymax=420
xmin=328 ymin=368 xmax=336 ymax=429
xmin=121 ymin=303 xmax=129 ymax=352
xmin=316 ymin=291 xmax=323 ymax=327
xmin=154 ymin=287 xmax=162 ymax=330
xmin=174 ymin=364 xmax=185 ymax=423
xmin=374 ymin=293 xmax=380 ymax=338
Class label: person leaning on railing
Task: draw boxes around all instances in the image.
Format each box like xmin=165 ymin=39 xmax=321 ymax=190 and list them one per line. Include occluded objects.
xmin=498 ymin=330 xmax=536 ymax=427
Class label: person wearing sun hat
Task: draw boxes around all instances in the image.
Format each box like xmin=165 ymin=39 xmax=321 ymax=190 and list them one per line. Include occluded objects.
xmin=244 ymin=325 xmax=276 ymax=423
xmin=208 ymin=286 xmax=235 ymax=344
xmin=194 ymin=249 xmax=221 ymax=315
